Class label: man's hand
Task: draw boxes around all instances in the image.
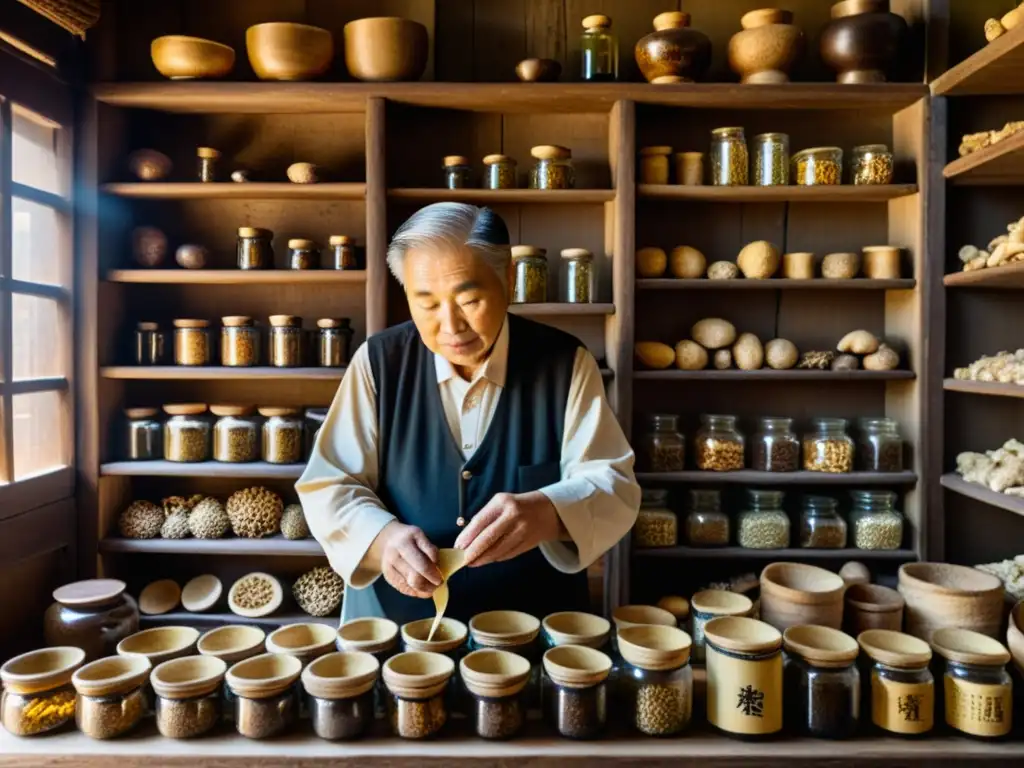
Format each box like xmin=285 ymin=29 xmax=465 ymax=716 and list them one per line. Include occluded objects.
xmin=454 ymin=491 xmax=564 ymax=567
xmin=374 ymin=522 xmax=442 ymax=598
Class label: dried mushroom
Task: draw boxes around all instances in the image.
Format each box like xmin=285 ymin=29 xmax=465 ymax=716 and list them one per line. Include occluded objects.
xmin=707 ymin=261 xmax=739 ymax=280
xmin=161 ymin=511 xmax=191 ymax=540
xmin=189 ymin=497 xmax=230 ymax=539
xmin=293 ymin=566 xmax=344 ymax=617
xmin=797 ymin=351 xmax=835 ymax=370
xmin=227 ymin=486 xmax=283 ymax=539
xmin=831 ymin=354 xmax=860 ymax=371
xmin=281 ymin=504 xmax=310 ymax=540
xmin=119 ymin=500 xmax=164 ymax=539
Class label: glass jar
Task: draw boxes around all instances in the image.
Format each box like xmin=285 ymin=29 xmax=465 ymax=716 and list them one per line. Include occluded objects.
xmin=329 ymin=235 xmax=359 ymax=270
xmin=44 ymin=580 xmax=140 ymax=662
xmin=705 ymin=617 xmax=783 ymax=738
xmin=621 ymin=659 xmax=692 ymax=736
xmin=530 ymin=145 xmax=575 ymax=190
xmin=260 ymin=407 xmax=303 ymax=464
xmin=685 ymin=489 xmax=730 ymax=547
xmin=860 ymin=629 xmax=934 ymax=737
xmin=933 ymin=628 xmax=1012 ymax=739
xmin=857 ymin=417 xmax=904 ymax=472
xmin=803 ymin=417 xmax=854 ymax=473
xmin=561 ymin=248 xmax=593 ymax=303
xmin=639 ymin=146 xmax=672 ymax=185
xmin=237 ymin=227 xmax=273 ymax=270
xmin=287 ymin=239 xmax=319 ymax=270
xmin=544 ymin=673 xmax=607 ymax=739
xmin=752 ymin=416 xmax=799 ymax=472
xmin=401 ymin=618 xmax=469 ymax=718
xmin=793 ymin=146 xmax=843 ymax=186
xmin=511 ymin=246 xmax=548 ymax=303
xmin=689 ymin=590 xmax=754 ymax=665
xmin=851 ymin=144 xmax=894 ymax=185
xmin=752 ymin=132 xmax=789 ymax=186
xmin=737 ymin=489 xmax=790 ymax=549
xmin=641 ymin=413 xmax=684 ymax=472
xmin=124 ymin=407 xmax=162 ymax=460
xmin=443 ymin=155 xmax=471 ymax=189
xmin=581 ymin=14 xmax=618 ymax=81
xmin=633 ymin=488 xmax=677 ymax=548
xmin=305 ymin=407 xmax=328 ymax=459
xmin=482 ymin=154 xmax=517 ymax=189
xmin=173 ymin=319 xmax=211 ymax=366
xmin=710 ymin=127 xmax=748 ymax=186
xmin=317 ymin=318 xmax=353 ymax=367
xmin=338 ymin=618 xmax=401 ymax=720
xmin=197 ymin=146 xmax=219 ymax=182
xmin=382 ymin=652 xmax=455 ymax=739
xmin=268 ymin=315 xmax=303 ymax=367
xmin=211 ymin=405 xmax=259 ymax=463
xmin=234 ymin=688 xmax=298 ymax=739
xmin=308 ymin=690 xmax=374 ymax=740
xmin=163 ymin=404 xmax=211 ymax=462
xmin=76 ymin=686 xmax=147 ymax=739
xmin=800 ymin=496 xmax=847 ymax=549
xmin=468 ymin=613 xmax=542 ymax=712
xmin=134 ymin=321 xmax=166 ymax=365
xmin=462 ymin=650 xmax=529 ymax=740
xmin=782 ymin=627 xmax=860 ymax=739
xmin=850 ymin=490 xmax=904 ymax=551
xmin=0 ymin=647 xmax=83 ymax=737
xmin=302 ymin=652 xmax=379 ymax=741
xmin=696 ymin=414 xmax=745 ymax=471
xmin=220 ymin=316 xmax=260 ymax=367
xmin=154 ymin=691 xmax=221 ymax=739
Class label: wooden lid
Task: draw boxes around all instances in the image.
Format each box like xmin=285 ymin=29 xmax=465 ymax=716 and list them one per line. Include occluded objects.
xmin=542 ymin=644 xmax=612 ymax=688
xmin=138 ymin=578 xmax=181 ymax=616
xmin=163 ymin=403 xmax=208 ymax=416
xmin=197 ymin=625 xmax=266 ymax=664
xmin=443 ymin=155 xmax=470 ymax=167
xmin=1 ymin=647 xmax=87 ymax=695
xmin=136 ymin=321 xmax=160 ymax=331
xmin=316 ymin=317 xmax=348 ymax=329
xmin=783 ymin=625 xmax=859 ymax=667
xmin=226 ymin=652 xmax=303 ymax=700
xmin=704 ymin=616 xmax=782 ymax=655
xmin=257 ymin=406 xmax=301 ymax=418
xmin=53 ymin=578 xmax=126 ymax=607
xmin=268 ymin=314 xmax=300 ymax=327
xmin=845 ymin=583 xmax=905 ymax=613
xmin=197 ymin=146 xmax=220 ymax=159
xmin=181 ymin=574 xmax=223 ymax=613
xmin=482 ymin=153 xmax=514 ymax=165
xmin=690 ymin=589 xmax=754 ymax=617
xmin=287 ymin=239 xmax=317 ymax=249
xmin=931 ymin=628 xmax=1011 ymax=667
xmin=469 ymin=610 xmax=541 ymax=647
xmin=382 ymin=651 xmax=455 ymax=700
xmin=124 ymin=407 xmax=159 ymax=419
xmin=401 ymin=617 xmax=468 ymax=654
xmin=511 ymin=245 xmax=547 ymax=259
xmin=151 ymin=655 xmax=227 ymax=700
xmin=209 ymin=404 xmax=255 ymax=417
xmin=654 ymin=11 xmax=690 ymax=30
xmin=760 ymin=562 xmax=845 ymax=605
xmin=338 ymin=617 xmax=399 ymax=654
xmin=221 ymin=315 xmax=254 ymax=327
xmin=640 ymin=146 xmax=673 ymax=156
xmin=542 ymin=611 xmax=611 ymax=649
xmin=238 ymin=227 xmax=271 ymax=238
xmin=618 ymin=625 xmax=692 ymax=671
xmin=657 ymin=595 xmax=690 ymax=620
xmin=530 ymin=145 xmax=571 ymax=160
xmin=858 ymin=629 xmax=931 ymax=668
xmin=329 ymin=235 xmax=354 ymax=246
xmin=460 ymin=649 xmax=532 ymax=698
xmin=560 ymin=247 xmax=593 ymax=261
xmin=73 ymin=655 xmax=152 ymax=698
xmin=302 ymin=651 xmax=379 ymax=700
xmin=173 ymin=318 xmax=210 ymax=329
xmin=117 ymin=626 xmax=200 ymax=664
xmin=741 ymin=8 xmax=792 ymax=28
xmin=266 ymin=622 xmax=337 ymax=659
xmin=582 ymin=14 xmax=610 ymax=28
xmin=612 ymin=604 xmax=677 ymax=631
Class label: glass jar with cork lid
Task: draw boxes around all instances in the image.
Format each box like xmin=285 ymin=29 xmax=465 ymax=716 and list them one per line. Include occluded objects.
xmin=461 ymin=649 xmax=531 ymax=740
xmin=259 ymin=407 xmax=303 ymax=464
xmin=482 ymin=154 xmax=517 ymax=189
xmin=317 ymin=318 xmax=353 ymax=368
xmin=560 ymin=248 xmax=594 ymax=303
xmin=782 ymin=625 xmax=860 ymax=739
xmin=173 ymin=319 xmax=211 ymax=366
xmin=443 ymin=156 xmax=471 ymax=189
xmin=134 ymin=322 xmax=166 ymax=365
xmin=268 ymin=315 xmax=303 ymax=367
xmin=530 ymin=146 xmax=575 ymax=190
xmin=287 ymin=239 xmax=319 ymax=270
xmin=618 ymin=624 xmax=693 ymax=736
xmin=793 ymin=147 xmax=843 ymax=186
xmin=163 ymin=404 xmax=211 ymax=463
xmin=511 ymin=246 xmax=548 ymax=303
xmin=710 ymin=127 xmax=748 ymax=186
xmin=237 ymin=227 xmax=273 ymax=270
xmin=221 ymin=316 xmax=260 ymax=367
xmin=329 ymin=235 xmax=359 ymax=270
xmin=580 ymin=14 xmax=618 ymax=81
xmin=197 ymin=147 xmax=219 ymax=182
xmin=124 ymin=407 xmax=162 ymax=460
xmin=211 ymin=405 xmax=259 ymax=463
xmin=382 ymin=651 xmax=455 ymax=739
xmin=542 ymin=644 xmax=613 ymax=739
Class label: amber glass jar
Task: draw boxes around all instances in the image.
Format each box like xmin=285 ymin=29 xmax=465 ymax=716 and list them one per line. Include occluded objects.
xmin=530 ymin=146 xmax=575 ymax=190
xmin=329 ymin=235 xmax=359 ymax=270
xmin=237 ymin=227 xmax=273 ymax=270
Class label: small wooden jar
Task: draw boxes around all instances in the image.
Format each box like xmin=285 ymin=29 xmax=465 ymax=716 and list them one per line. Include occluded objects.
xmin=705 ymin=616 xmax=782 ymax=738
xmin=862 ymin=246 xmax=901 ymax=279
xmin=639 ymin=146 xmax=672 ymax=184
xmin=675 ymin=151 xmax=704 ymax=185
xmin=821 ymin=252 xmax=861 ymax=279
xmin=783 ymin=252 xmax=815 ymax=279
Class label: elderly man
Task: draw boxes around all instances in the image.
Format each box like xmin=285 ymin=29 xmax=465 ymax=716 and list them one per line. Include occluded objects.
xmin=297 ymin=202 xmax=639 ymax=624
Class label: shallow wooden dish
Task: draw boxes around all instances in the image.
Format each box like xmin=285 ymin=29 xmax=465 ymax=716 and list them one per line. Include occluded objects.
xmin=151 ymin=35 xmax=235 ymax=80
xmin=246 ymin=22 xmax=334 ymax=81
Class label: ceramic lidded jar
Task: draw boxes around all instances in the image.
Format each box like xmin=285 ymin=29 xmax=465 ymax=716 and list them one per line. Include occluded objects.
xmin=728 ymin=9 xmax=804 ymax=84
xmin=635 ymin=12 xmax=712 ymax=85
xmin=44 ymin=579 xmax=140 ymax=662
xmin=820 ymin=0 xmax=907 ymax=84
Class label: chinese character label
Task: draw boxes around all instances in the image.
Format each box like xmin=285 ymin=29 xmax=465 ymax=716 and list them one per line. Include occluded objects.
xmin=736 ymin=685 xmax=764 ymax=718
xmin=897 ymin=694 xmax=921 ymax=722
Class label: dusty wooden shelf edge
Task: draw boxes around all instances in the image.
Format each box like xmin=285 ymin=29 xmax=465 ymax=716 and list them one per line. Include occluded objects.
xmin=101 ymin=366 xmax=347 ymax=380
xmin=634 ymin=370 xmax=915 ymax=381
xmin=99 ymin=536 xmax=324 ymax=555
xmin=634 ymin=471 xmax=918 ymax=485
xmin=101 ymin=182 xmax=367 ymax=200
xmin=508 ymin=303 xmax=615 ymax=317
xmin=634 ymin=547 xmax=917 ymax=560
xmin=388 ymin=188 xmax=615 ymax=203
xmin=943 ymin=261 xmax=1024 ymax=288
xmin=942 ymin=129 xmax=1024 ymax=184
xmin=637 ymin=184 xmax=918 ymax=202
xmin=101 ymin=461 xmax=305 ymax=478
xmin=105 ymin=270 xmax=368 ymax=285
xmin=943 ymin=378 xmax=1024 ymax=399
xmin=940 ymin=473 xmax=1024 ymax=519
xmin=637 ymin=279 xmax=916 ymax=290
xmin=931 ymin=23 xmax=1024 ymax=96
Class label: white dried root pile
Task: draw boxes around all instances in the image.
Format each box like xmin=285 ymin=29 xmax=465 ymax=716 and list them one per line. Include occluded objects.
xmin=957 ymin=438 xmax=1024 ymax=495
xmin=976 ymin=556 xmax=1024 ymax=602
xmin=954 ymin=349 xmax=1024 ymax=385
xmin=958 ymin=215 xmax=1024 ymax=273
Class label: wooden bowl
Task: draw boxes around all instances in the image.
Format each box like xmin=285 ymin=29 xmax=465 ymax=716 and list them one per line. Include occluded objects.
xmin=760 ymin=562 xmax=845 ymax=631
xmin=844 ymin=583 xmax=905 ymax=636
xmin=117 ymin=626 xmax=200 ymax=666
xmin=246 ymin=22 xmax=334 ymax=81
xmin=151 ymin=35 xmax=235 ymax=80
xmin=898 ymin=562 xmax=1003 ymax=641
xmin=343 ymin=17 xmax=428 ymax=82
xmin=516 ymin=58 xmax=561 ymax=82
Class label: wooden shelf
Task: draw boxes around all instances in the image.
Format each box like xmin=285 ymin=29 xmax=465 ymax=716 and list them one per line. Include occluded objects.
xmin=637 ymin=184 xmax=918 ymax=203
xmin=92 ymin=82 xmax=929 ymax=115
xmin=941 ymin=473 xmax=1024 ymax=519
xmin=931 ymin=25 xmax=1024 ymax=96
xmin=100 ymin=536 xmax=323 ymax=556
xmin=943 ymin=262 xmax=1024 ymax=288
xmin=634 ymin=471 xmax=918 ymax=486
xmin=943 ymin=130 xmax=1024 ymax=185
xmin=101 ymin=366 xmax=345 ymax=381
xmin=508 ymin=303 xmax=614 ymax=317
xmin=943 ymin=378 xmax=1024 ymax=399
xmin=105 ymin=270 xmax=367 ymax=285
xmin=101 ymin=461 xmax=304 ymax=478
xmin=140 ymin=611 xmax=335 ymax=628
xmin=637 ymin=279 xmax=916 ymax=291
xmin=634 ymin=370 xmax=915 ymax=382
xmin=101 ymin=182 xmax=366 ymax=200
xmin=388 ymin=189 xmax=614 ymax=203
xmin=634 ymin=546 xmax=916 ymax=561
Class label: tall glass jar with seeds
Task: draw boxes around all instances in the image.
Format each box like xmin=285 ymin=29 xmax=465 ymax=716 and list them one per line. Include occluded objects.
xmin=482 ymin=154 xmax=517 ymax=189
xmin=696 ymin=414 xmax=745 ymax=471
xmin=511 ymin=246 xmax=548 ymax=304
xmin=220 ymin=316 xmax=260 ymax=367
xmin=851 ymin=144 xmax=893 ymax=185
xmin=752 ymin=133 xmax=789 ymax=186
xmin=800 ymin=495 xmax=847 ymax=549
xmin=793 ymin=146 xmax=843 ymax=186
xmin=684 ymin=489 xmax=730 ymax=547
xmin=461 ymin=649 xmax=529 ymax=740
xmin=857 ymin=417 xmax=904 ymax=472
xmin=560 ymin=248 xmax=594 ymax=303
xmin=163 ymin=404 xmax=211 ymax=463
xmin=382 ymin=652 xmax=455 ymax=740
xmin=443 ymin=156 xmax=472 ymax=189
xmin=804 ymin=417 xmax=855 ymax=473
xmin=641 ymin=413 xmax=684 ymax=472
xmin=529 ymin=145 xmax=575 ymax=189
xmin=236 ymin=227 xmax=273 ymax=270
xmin=268 ymin=315 xmax=303 ymax=367
xmin=849 ymin=490 xmax=904 ymax=551
xmin=173 ymin=319 xmax=211 ymax=366
xmin=259 ymin=407 xmax=303 ymax=464
xmin=316 ymin=318 xmax=352 ymax=367
xmin=329 ymin=235 xmax=359 ymax=270
xmin=710 ymin=127 xmax=749 ymax=186
xmin=737 ymin=489 xmax=790 ymax=549
xmin=124 ymin=407 xmax=162 ymax=460
xmin=618 ymin=625 xmax=693 ymax=736
xmin=542 ymin=644 xmax=612 ymax=739
xmin=633 ymin=488 xmax=677 ymax=548
xmin=287 ymin=239 xmax=319 ymax=270
xmin=753 ymin=416 xmax=799 ymax=472
xmin=580 ymin=14 xmax=618 ymax=81
xmin=211 ymin=405 xmax=259 ymax=463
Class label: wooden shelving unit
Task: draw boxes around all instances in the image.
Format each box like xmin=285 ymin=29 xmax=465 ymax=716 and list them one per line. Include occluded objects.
xmin=387 ymin=189 xmax=615 ymax=203
xmin=100 ymin=536 xmax=324 ymax=556
xmin=940 ymin=473 xmax=1024 ymax=519
xmin=943 ymin=262 xmax=1024 ymax=288
xmin=633 ymin=370 xmax=915 ymax=382
xmin=105 ymin=269 xmax=367 ymax=285
xmin=943 ymin=378 xmax=1024 ymax=399
xmin=637 ymin=279 xmax=917 ymax=291
xmin=100 ymin=461 xmax=305 ymax=479
xmin=634 ymin=471 xmax=918 ymax=486
xmin=101 ymin=182 xmax=367 ymax=200
xmin=942 ymin=130 xmax=1024 ymax=185
xmin=633 ymin=547 xmax=917 ymax=561
xmin=140 ymin=611 xmax=336 ymax=628
xmin=931 ymin=22 xmax=1024 ymax=96
xmin=101 ymin=367 xmax=346 ymax=380
xmin=637 ymin=184 xmax=918 ymax=202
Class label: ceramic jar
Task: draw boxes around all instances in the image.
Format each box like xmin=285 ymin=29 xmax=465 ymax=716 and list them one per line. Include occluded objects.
xmin=858 ymin=629 xmax=934 ymax=736
xmin=302 ymin=652 xmax=380 ymax=741
xmin=44 ymin=579 xmax=140 ymax=662
xmin=820 ymin=0 xmax=907 ymax=84
xmin=932 ymin=628 xmax=1013 ymax=739
xmin=728 ymin=9 xmax=804 ymax=84
xmin=635 ymin=11 xmax=712 ymax=85
xmin=72 ymin=655 xmax=152 ymax=740
xmin=151 ymin=656 xmax=227 ymax=739
xmin=705 ymin=617 xmax=783 ymax=738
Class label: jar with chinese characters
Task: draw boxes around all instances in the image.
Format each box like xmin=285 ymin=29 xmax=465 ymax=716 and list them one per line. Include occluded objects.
xmin=932 ymin=628 xmax=1013 ymax=739
xmin=858 ymin=629 xmax=934 ymax=737
xmin=704 ymin=617 xmax=782 ymax=738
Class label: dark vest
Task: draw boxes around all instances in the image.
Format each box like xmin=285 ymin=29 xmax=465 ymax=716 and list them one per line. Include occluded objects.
xmin=366 ymin=314 xmax=591 ymax=624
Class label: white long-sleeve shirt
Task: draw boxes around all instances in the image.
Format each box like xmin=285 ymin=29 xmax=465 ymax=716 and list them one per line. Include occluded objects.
xmin=296 ymin=318 xmax=640 ymax=618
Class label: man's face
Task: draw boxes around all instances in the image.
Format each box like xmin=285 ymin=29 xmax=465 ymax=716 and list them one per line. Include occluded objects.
xmin=404 ymin=245 xmax=509 ymax=375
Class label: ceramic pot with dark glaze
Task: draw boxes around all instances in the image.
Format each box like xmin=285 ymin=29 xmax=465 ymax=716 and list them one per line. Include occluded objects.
xmin=820 ymin=0 xmax=907 ymax=84
xmin=43 ymin=579 xmax=140 ymax=662
xmin=635 ymin=11 xmax=712 ymax=85
xmin=728 ymin=9 xmax=804 ymax=84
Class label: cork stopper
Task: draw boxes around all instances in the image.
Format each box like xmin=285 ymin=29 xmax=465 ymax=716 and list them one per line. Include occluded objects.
xmin=640 ymin=146 xmax=673 ymax=156
xmin=196 ymin=147 xmax=220 ymax=159
xmin=582 ymin=14 xmax=611 ymax=29
xmin=209 ymin=404 xmax=255 ymax=417
xmin=268 ymin=315 xmax=300 ymax=328
xmin=654 ymin=11 xmax=691 ymax=31
xmin=511 ymin=245 xmax=547 ymax=260
xmin=172 ymin=318 xmax=210 ymax=329
xmin=329 ymin=235 xmax=353 ymax=246
xmin=163 ymin=403 xmax=208 ymax=417
xmin=136 ymin=321 xmax=160 ymax=331
xmin=124 ymin=407 xmax=159 ymax=419
xmin=531 ymin=145 xmax=571 ymax=161
xmin=858 ymin=629 xmax=932 ymax=669
xmin=560 ymin=247 xmax=593 ymax=261
xmin=287 ymin=239 xmax=317 ymax=250
xmin=482 ymin=154 xmax=514 ymax=165
xmin=238 ymin=227 xmax=271 ymax=238
xmin=704 ymin=616 xmax=782 ymax=656
xmin=316 ymin=318 xmax=349 ymax=329
xmin=221 ymin=315 xmax=254 ymax=327
xmin=443 ymin=155 xmax=470 ymax=167
xmin=931 ymin=628 xmax=1011 ymax=667
xmin=783 ymin=625 xmax=859 ymax=668
xmin=257 ymin=406 xmax=302 ymax=418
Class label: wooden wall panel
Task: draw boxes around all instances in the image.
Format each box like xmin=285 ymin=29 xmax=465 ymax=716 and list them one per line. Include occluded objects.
xmin=386 ymin=107 xmax=502 ymax=187
xmin=0 ymin=552 xmax=64 ymax=660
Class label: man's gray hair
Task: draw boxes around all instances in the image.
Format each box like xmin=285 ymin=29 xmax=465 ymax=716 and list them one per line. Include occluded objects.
xmin=387 ymin=203 xmax=512 ymax=290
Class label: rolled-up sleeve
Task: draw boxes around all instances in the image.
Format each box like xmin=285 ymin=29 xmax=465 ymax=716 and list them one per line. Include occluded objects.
xmin=538 ymin=348 xmax=641 ymax=572
xmin=296 ymin=344 xmax=394 ymax=588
